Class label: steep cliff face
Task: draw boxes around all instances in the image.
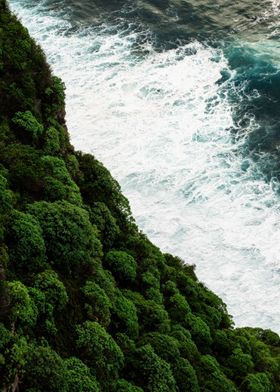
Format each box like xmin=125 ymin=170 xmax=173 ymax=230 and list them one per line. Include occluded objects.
xmin=0 ymin=1 xmax=279 ymax=391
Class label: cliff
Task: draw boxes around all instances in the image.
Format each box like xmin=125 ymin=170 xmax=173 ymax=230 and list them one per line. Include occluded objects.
xmin=0 ymin=1 xmax=279 ymax=391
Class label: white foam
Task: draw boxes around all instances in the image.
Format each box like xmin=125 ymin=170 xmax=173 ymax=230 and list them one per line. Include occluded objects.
xmin=9 ymin=0 xmax=280 ymax=333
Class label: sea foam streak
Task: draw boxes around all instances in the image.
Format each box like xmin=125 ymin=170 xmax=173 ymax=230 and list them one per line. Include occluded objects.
xmin=9 ymin=0 xmax=280 ymax=332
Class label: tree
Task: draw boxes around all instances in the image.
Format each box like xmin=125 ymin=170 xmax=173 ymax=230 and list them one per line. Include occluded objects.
xmin=82 ymin=280 xmax=111 ymax=327
xmin=166 ymin=292 xmax=191 ymax=323
xmin=113 ymin=379 xmax=143 ymax=392
xmin=76 ymin=321 xmax=124 ymax=383
xmin=89 ymin=201 xmax=120 ymax=249
xmin=171 ymin=357 xmax=199 ymax=392
xmin=7 ymin=210 xmax=46 ymax=274
xmin=111 ymin=290 xmax=139 ymax=338
xmin=198 ymin=355 xmax=238 ymax=392
xmin=41 ymin=155 xmax=82 ymax=205
xmin=186 ymin=313 xmax=212 ymax=349
xmin=34 ymin=269 xmax=68 ymax=310
xmin=12 ymin=110 xmax=43 ymax=142
xmin=64 ymin=357 xmax=100 ymax=392
xmin=124 ymin=291 xmax=170 ymax=333
xmin=241 ymin=373 xmax=274 ymax=392
xmin=7 ymin=280 xmax=38 ymax=330
xmin=0 ymin=174 xmax=13 ymax=215
xmin=128 ymin=344 xmax=176 ymax=392
xmin=27 ymin=200 xmax=102 ymax=274
xmin=105 ymin=250 xmax=137 ymax=283
xmin=22 ymin=344 xmax=67 ymax=392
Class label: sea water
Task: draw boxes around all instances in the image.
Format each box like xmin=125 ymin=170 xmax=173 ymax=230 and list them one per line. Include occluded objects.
xmin=9 ymin=0 xmax=280 ymax=332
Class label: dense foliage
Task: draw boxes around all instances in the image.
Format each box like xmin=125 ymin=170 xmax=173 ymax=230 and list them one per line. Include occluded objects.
xmin=0 ymin=1 xmax=279 ymax=390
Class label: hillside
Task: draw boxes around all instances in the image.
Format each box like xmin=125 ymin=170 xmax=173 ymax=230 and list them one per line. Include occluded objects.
xmin=0 ymin=1 xmax=279 ymax=391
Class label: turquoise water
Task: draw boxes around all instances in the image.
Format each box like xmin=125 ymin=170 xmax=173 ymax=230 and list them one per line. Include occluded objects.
xmin=9 ymin=0 xmax=280 ymax=332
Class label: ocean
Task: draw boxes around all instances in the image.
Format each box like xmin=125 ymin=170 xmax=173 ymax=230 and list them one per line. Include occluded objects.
xmin=9 ymin=0 xmax=280 ymax=332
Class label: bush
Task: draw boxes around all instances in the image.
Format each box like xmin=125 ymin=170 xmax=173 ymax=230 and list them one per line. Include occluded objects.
xmin=44 ymin=76 xmax=65 ymax=116
xmin=41 ymin=156 xmax=82 ymax=205
xmin=76 ymin=321 xmax=124 ymax=382
xmin=64 ymin=357 xmax=100 ymax=392
xmin=113 ymin=379 xmax=143 ymax=392
xmin=7 ymin=281 xmax=38 ymax=329
xmin=82 ymin=280 xmax=111 ymax=327
xmin=199 ymin=355 xmax=238 ymax=392
xmin=0 ymin=174 xmax=13 ymax=215
xmin=105 ymin=250 xmax=137 ymax=283
xmin=172 ymin=357 xmax=199 ymax=392
xmin=22 ymin=344 xmax=67 ymax=392
xmin=170 ymin=325 xmax=199 ymax=361
xmin=139 ymin=333 xmax=180 ymax=363
xmin=1 ymin=144 xmax=44 ymax=197
xmin=76 ymin=152 xmax=134 ymax=230
xmin=258 ymin=329 xmax=280 ymax=346
xmin=128 ymin=344 xmax=176 ymax=392
xmin=34 ymin=269 xmax=68 ymax=311
xmin=89 ymin=201 xmax=120 ymax=249
xmin=166 ymin=292 xmax=191 ymax=323
xmin=241 ymin=373 xmax=274 ymax=392
xmin=27 ymin=200 xmax=102 ymax=274
xmin=225 ymin=347 xmax=254 ymax=380
xmin=141 ymin=268 xmax=163 ymax=303
xmin=186 ymin=313 xmax=212 ymax=349
xmin=124 ymin=291 xmax=170 ymax=333
xmin=94 ymin=266 xmax=116 ymax=301
xmin=12 ymin=110 xmax=43 ymax=142
xmin=7 ymin=210 xmax=46 ymax=273
xmin=0 ymin=323 xmax=12 ymax=367
xmin=44 ymin=126 xmax=60 ymax=155
xmin=112 ymin=291 xmax=139 ymax=338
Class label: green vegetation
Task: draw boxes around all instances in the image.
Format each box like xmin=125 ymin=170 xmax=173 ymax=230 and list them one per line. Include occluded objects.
xmin=0 ymin=1 xmax=279 ymax=390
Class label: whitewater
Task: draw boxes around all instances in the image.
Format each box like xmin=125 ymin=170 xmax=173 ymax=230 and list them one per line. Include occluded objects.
xmin=9 ymin=0 xmax=280 ymax=333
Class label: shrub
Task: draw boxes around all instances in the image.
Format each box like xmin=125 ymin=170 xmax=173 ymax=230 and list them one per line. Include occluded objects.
xmin=0 ymin=323 xmax=12 ymax=367
xmin=258 ymin=328 xmax=280 ymax=346
xmin=128 ymin=344 xmax=176 ymax=392
xmin=89 ymin=201 xmax=120 ymax=249
xmin=124 ymin=291 xmax=170 ymax=333
xmin=113 ymin=379 xmax=143 ymax=392
xmin=27 ymin=200 xmax=102 ymax=274
xmin=44 ymin=76 xmax=65 ymax=116
xmin=1 ymin=144 xmax=44 ymax=199
xmin=186 ymin=313 xmax=212 ymax=349
xmin=7 ymin=210 xmax=46 ymax=273
xmin=76 ymin=321 xmax=124 ymax=382
xmin=64 ymin=357 xmax=100 ymax=392
xmin=34 ymin=269 xmax=68 ymax=311
xmin=76 ymin=152 xmax=134 ymax=230
xmin=12 ymin=110 xmax=43 ymax=141
xmin=41 ymin=156 xmax=82 ymax=205
xmin=170 ymin=325 xmax=199 ymax=361
xmin=94 ymin=266 xmax=116 ymax=301
xmin=0 ymin=174 xmax=13 ymax=215
xmin=166 ymin=292 xmax=191 ymax=323
xmin=225 ymin=347 xmax=254 ymax=380
xmin=44 ymin=126 xmax=60 ymax=154
xmin=241 ymin=373 xmax=274 ymax=392
xmin=112 ymin=291 xmax=139 ymax=338
xmin=22 ymin=344 xmax=67 ymax=392
xmin=105 ymin=250 xmax=137 ymax=282
xmin=7 ymin=281 xmax=38 ymax=329
xmin=171 ymin=357 xmax=199 ymax=392
xmin=199 ymin=355 xmax=238 ymax=392
xmin=141 ymin=268 xmax=163 ymax=303
xmin=82 ymin=280 xmax=111 ymax=327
